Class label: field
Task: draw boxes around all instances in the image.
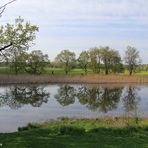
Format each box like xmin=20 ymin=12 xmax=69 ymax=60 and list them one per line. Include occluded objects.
xmin=0 ymin=118 xmax=148 ymax=148
xmin=1 ymin=67 xmax=148 ymax=76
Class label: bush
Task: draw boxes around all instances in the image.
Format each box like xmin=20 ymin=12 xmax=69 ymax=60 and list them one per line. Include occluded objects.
xmin=18 ymin=123 xmax=41 ymax=132
xmin=59 ymin=126 xmax=85 ymax=135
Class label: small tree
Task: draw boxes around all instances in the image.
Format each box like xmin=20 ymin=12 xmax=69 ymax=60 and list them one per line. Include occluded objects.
xmin=124 ymin=46 xmax=141 ymax=75
xmin=55 ymin=50 xmax=76 ymax=75
xmin=78 ymin=51 xmax=90 ymax=75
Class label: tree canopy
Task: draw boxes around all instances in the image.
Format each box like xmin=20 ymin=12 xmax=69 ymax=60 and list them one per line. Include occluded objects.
xmin=55 ymin=50 xmax=76 ymax=75
xmin=124 ymin=46 xmax=141 ymax=75
xmin=0 ymin=17 xmax=39 ymax=74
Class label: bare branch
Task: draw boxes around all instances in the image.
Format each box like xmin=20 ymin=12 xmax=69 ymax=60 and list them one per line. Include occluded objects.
xmin=0 ymin=43 xmax=13 ymax=52
xmin=0 ymin=0 xmax=16 ymax=16
xmin=0 ymin=1 xmax=16 ymax=52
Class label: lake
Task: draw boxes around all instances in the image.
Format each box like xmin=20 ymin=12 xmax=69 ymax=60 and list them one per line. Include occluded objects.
xmin=0 ymin=83 xmax=148 ymax=133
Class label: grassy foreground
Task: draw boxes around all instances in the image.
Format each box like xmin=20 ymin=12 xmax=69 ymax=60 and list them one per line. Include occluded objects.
xmin=0 ymin=118 xmax=148 ymax=148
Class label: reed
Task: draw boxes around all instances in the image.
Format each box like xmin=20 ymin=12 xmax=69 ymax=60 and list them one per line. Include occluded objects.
xmin=0 ymin=74 xmax=148 ymax=84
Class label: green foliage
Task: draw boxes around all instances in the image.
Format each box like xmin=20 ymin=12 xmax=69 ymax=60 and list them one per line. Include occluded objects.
xmin=100 ymin=46 xmax=122 ymax=75
xmin=78 ymin=51 xmax=90 ymax=75
xmin=0 ymin=17 xmax=39 ymax=74
xmin=25 ymin=50 xmax=49 ymax=74
xmin=9 ymin=50 xmax=49 ymax=74
xmin=18 ymin=123 xmax=41 ymax=132
xmin=55 ymin=50 xmax=76 ymax=75
xmin=124 ymin=46 xmax=141 ymax=75
xmin=59 ymin=125 xmax=85 ymax=135
xmin=88 ymin=47 xmax=101 ymax=73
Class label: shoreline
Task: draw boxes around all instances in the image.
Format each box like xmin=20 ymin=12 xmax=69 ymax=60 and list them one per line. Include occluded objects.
xmin=0 ymin=74 xmax=148 ymax=84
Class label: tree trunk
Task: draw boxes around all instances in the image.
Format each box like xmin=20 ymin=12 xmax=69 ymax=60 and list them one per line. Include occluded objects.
xmin=129 ymin=70 xmax=132 ymax=76
xmin=105 ymin=62 xmax=108 ymax=75
xmin=84 ymin=65 xmax=87 ymax=75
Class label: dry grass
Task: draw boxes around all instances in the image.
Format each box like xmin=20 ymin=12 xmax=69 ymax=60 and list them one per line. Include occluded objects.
xmin=0 ymin=74 xmax=148 ymax=84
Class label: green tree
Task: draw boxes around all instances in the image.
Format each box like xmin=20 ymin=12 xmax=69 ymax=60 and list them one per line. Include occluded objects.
xmin=9 ymin=51 xmax=27 ymax=74
xmin=100 ymin=47 xmax=122 ymax=75
xmin=89 ymin=47 xmax=101 ymax=73
xmin=109 ymin=49 xmax=124 ymax=73
xmin=55 ymin=50 xmax=76 ymax=75
xmin=124 ymin=46 xmax=141 ymax=75
xmin=78 ymin=51 xmax=90 ymax=75
xmin=0 ymin=17 xmax=38 ymax=74
xmin=100 ymin=47 xmax=111 ymax=75
xmin=15 ymin=50 xmax=49 ymax=74
xmin=26 ymin=50 xmax=49 ymax=74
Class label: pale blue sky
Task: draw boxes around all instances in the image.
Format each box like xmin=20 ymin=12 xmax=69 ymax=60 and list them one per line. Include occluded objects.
xmin=1 ymin=0 xmax=148 ymax=63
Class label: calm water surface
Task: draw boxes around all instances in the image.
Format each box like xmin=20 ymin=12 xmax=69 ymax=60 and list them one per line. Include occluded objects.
xmin=0 ymin=84 xmax=148 ymax=133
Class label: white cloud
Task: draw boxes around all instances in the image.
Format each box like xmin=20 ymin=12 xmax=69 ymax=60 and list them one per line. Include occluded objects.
xmin=0 ymin=0 xmax=148 ymax=63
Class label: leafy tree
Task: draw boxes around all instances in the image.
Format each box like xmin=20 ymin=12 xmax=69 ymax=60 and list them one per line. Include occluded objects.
xmin=9 ymin=51 xmax=27 ymax=74
xmin=124 ymin=46 xmax=141 ymax=75
xmin=109 ymin=49 xmax=124 ymax=73
xmin=89 ymin=47 xmax=101 ymax=73
xmin=14 ymin=50 xmax=49 ymax=74
xmin=78 ymin=51 xmax=90 ymax=75
xmin=26 ymin=50 xmax=49 ymax=74
xmin=0 ymin=17 xmax=39 ymax=74
xmin=100 ymin=47 xmax=122 ymax=75
xmin=55 ymin=50 xmax=76 ymax=75
xmin=100 ymin=47 xmax=111 ymax=75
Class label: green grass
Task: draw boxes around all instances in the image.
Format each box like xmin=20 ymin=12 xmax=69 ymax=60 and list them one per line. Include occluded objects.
xmin=0 ymin=67 xmax=12 ymax=74
xmin=0 ymin=118 xmax=148 ymax=148
xmin=44 ymin=68 xmax=93 ymax=75
xmin=0 ymin=66 xmax=148 ymax=76
xmin=135 ymin=71 xmax=148 ymax=76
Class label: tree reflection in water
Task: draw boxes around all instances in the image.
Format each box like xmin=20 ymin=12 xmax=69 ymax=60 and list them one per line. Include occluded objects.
xmin=55 ymin=84 xmax=123 ymax=113
xmin=77 ymin=85 xmax=123 ymax=113
xmin=54 ymin=85 xmax=76 ymax=106
xmin=122 ymin=85 xmax=140 ymax=126
xmin=0 ymin=85 xmax=50 ymax=109
xmin=0 ymin=84 xmax=141 ymax=117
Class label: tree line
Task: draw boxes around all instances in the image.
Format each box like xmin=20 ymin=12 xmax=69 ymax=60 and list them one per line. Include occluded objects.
xmin=54 ymin=46 xmax=141 ymax=75
xmin=0 ymin=17 xmax=141 ymax=75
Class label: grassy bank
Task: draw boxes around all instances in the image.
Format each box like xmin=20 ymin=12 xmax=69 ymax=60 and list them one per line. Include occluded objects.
xmin=0 ymin=74 xmax=148 ymax=84
xmin=0 ymin=118 xmax=148 ymax=148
